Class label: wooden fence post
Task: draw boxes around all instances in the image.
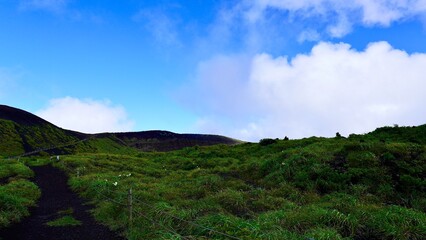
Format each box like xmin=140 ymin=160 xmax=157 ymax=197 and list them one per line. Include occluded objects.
xmin=128 ymin=188 xmax=133 ymax=229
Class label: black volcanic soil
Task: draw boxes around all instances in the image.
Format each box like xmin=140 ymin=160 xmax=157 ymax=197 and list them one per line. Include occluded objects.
xmin=0 ymin=165 xmax=124 ymax=240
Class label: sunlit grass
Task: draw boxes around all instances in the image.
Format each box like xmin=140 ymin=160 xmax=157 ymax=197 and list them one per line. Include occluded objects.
xmin=57 ymin=135 xmax=425 ymax=239
xmin=2 ymin=125 xmax=425 ymax=239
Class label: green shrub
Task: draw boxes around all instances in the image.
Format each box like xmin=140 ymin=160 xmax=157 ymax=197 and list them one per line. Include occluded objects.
xmin=259 ymin=138 xmax=277 ymax=146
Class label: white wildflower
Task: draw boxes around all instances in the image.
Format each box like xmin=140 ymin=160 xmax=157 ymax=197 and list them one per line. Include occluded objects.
xmin=113 ymin=182 xmax=118 ymax=186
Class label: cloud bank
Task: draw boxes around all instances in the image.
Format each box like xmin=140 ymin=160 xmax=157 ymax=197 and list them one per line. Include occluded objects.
xmin=37 ymin=97 xmax=134 ymax=133
xmin=185 ymin=41 xmax=426 ymax=141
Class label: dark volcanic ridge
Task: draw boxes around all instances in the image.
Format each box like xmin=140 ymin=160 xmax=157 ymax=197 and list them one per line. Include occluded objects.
xmin=0 ymin=105 xmax=50 ymax=126
xmin=0 ymin=104 xmax=240 ymax=154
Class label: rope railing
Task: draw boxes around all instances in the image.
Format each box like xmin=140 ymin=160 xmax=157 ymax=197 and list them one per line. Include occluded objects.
xmin=6 ymin=138 xmax=89 ymax=160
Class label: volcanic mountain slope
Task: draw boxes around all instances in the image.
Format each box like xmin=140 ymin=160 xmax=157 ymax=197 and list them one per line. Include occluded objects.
xmin=0 ymin=105 xmax=240 ymax=157
xmin=103 ymin=131 xmax=239 ymax=152
xmin=0 ymin=105 xmax=83 ymax=157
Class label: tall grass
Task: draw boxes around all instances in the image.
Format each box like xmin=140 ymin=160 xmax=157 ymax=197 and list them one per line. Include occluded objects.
xmin=0 ymin=160 xmax=40 ymax=228
xmin=56 ymin=135 xmax=425 ymax=239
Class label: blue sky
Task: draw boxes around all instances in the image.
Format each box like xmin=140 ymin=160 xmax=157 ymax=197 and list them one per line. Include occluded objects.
xmin=1 ymin=0 xmax=426 ymax=141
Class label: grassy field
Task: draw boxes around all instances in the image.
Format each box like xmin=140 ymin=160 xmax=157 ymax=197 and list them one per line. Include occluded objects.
xmin=49 ymin=133 xmax=425 ymax=239
xmin=1 ymin=125 xmax=425 ymax=239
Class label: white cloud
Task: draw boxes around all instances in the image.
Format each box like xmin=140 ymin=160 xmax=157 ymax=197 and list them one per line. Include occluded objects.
xmin=298 ymin=29 xmax=321 ymax=43
xmin=133 ymin=7 xmax=182 ymax=47
xmin=181 ymin=54 xmax=253 ymax=115
xmin=36 ymin=97 xmax=134 ymax=133
xmin=243 ymin=0 xmax=426 ymax=37
xmin=192 ymin=0 xmax=426 ymax=60
xmin=185 ymin=41 xmax=426 ymax=141
xmin=19 ymin=0 xmax=69 ymax=13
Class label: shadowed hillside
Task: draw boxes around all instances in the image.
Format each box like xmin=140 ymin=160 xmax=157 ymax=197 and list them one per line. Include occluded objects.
xmin=0 ymin=105 xmax=240 ymax=157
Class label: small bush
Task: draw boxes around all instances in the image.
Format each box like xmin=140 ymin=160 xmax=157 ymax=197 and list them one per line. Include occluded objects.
xmin=259 ymin=138 xmax=277 ymax=146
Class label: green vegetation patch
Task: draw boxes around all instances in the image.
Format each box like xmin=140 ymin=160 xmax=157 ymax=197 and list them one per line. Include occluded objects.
xmin=3 ymin=124 xmax=419 ymax=239
xmin=57 ymin=207 xmax=74 ymax=215
xmin=0 ymin=161 xmax=33 ymax=180
xmin=0 ymin=179 xmax=41 ymax=228
xmin=56 ymin=132 xmax=426 ymax=239
xmin=0 ymin=160 xmax=40 ymax=228
xmin=46 ymin=215 xmax=82 ymax=227
xmin=73 ymin=138 xmax=140 ymax=155
xmin=23 ymin=157 xmax=54 ymax=167
xmin=0 ymin=120 xmax=24 ymax=157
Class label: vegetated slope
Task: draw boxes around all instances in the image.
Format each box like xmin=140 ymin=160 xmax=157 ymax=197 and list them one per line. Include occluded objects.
xmin=0 ymin=105 xmax=240 ymax=157
xmin=0 ymin=105 xmax=83 ymax=157
xmin=107 ymin=131 xmax=239 ymax=152
xmin=59 ymin=126 xmax=425 ymax=240
xmin=362 ymin=124 xmax=426 ymax=144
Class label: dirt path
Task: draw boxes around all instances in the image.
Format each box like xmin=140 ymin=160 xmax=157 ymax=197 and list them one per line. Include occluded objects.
xmin=0 ymin=165 xmax=125 ymax=240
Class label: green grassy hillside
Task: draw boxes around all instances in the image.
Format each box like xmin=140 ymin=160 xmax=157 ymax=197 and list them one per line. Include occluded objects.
xmin=55 ymin=130 xmax=425 ymax=239
xmin=1 ymin=105 xmax=425 ymax=239
xmin=362 ymin=124 xmax=426 ymax=144
xmin=0 ymin=119 xmax=79 ymax=157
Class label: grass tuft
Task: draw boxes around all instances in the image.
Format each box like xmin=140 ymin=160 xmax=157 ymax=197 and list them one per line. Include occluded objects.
xmin=46 ymin=215 xmax=82 ymax=227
